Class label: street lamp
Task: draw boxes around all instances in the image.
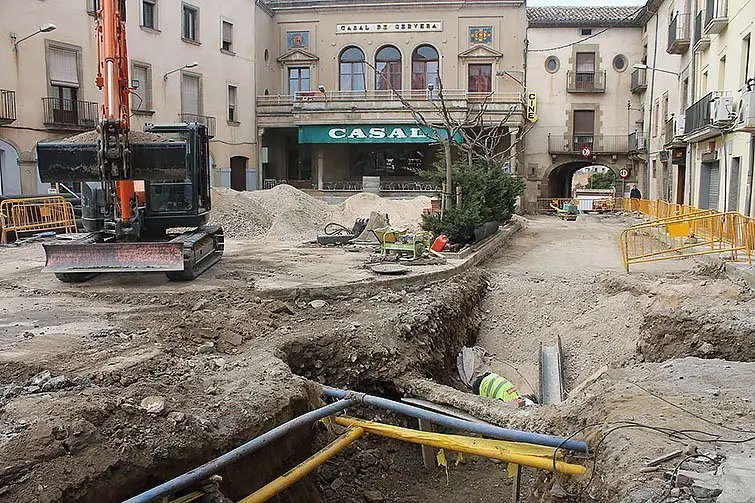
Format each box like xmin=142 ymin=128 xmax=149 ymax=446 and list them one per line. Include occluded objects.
xmin=163 ymin=62 xmax=199 ymax=81
xmin=632 ymin=63 xmax=680 ymax=77
xmin=11 ymin=23 xmax=56 ymax=51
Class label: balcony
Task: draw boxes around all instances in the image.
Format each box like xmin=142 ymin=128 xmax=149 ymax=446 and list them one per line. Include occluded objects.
xmin=548 ymin=134 xmax=629 ymax=155
xmin=664 ymin=115 xmax=686 ymax=148
xmin=683 ymin=91 xmax=733 ymax=141
xmin=628 ymin=131 xmax=648 ymax=152
xmin=256 ymin=89 xmax=524 ymax=128
xmin=667 ymin=12 xmax=691 ymax=54
xmin=630 ymin=68 xmax=647 ymax=93
xmin=178 ymin=113 xmax=216 ymax=138
xmin=704 ymin=0 xmax=728 ymax=34
xmin=0 ymin=89 xmax=16 ymax=125
xmin=42 ymin=97 xmax=99 ymax=131
xmin=566 ymin=70 xmax=606 ymax=93
xmin=693 ymin=11 xmax=710 ymax=52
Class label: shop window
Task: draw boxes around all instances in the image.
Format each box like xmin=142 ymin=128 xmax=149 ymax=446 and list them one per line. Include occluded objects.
xmin=339 ymin=46 xmax=366 ymax=91
xmin=468 ymin=63 xmax=492 ymax=93
xmin=375 ymin=45 xmax=402 ymax=91
xmin=411 ymin=45 xmax=439 ymax=90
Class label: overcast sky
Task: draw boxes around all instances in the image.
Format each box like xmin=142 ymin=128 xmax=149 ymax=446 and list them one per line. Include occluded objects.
xmin=527 ymin=0 xmax=643 ymax=5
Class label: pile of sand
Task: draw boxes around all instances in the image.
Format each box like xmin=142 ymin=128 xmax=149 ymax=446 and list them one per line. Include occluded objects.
xmin=337 ymin=192 xmax=431 ymax=231
xmin=210 ymin=185 xmax=432 ymax=242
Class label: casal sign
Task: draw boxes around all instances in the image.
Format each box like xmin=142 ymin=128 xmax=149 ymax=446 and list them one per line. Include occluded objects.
xmin=336 ymin=22 xmax=443 ymax=34
xmin=298 ymin=125 xmax=464 ymax=144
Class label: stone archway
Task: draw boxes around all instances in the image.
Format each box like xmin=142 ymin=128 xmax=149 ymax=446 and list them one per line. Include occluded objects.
xmin=543 ymin=159 xmax=621 ymax=199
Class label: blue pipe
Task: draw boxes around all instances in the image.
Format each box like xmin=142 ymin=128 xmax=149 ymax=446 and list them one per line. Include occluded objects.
xmin=123 ymin=397 xmax=357 ymax=503
xmin=322 ymin=386 xmax=589 ymax=453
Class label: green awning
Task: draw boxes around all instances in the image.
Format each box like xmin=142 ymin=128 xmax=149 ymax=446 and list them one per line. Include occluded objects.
xmin=298 ymin=124 xmax=464 ymax=144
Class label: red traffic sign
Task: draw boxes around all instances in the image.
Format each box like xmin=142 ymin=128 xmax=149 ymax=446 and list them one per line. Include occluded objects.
xmin=619 ymin=168 xmax=630 ymax=179
xmin=580 ymin=145 xmax=593 ymax=158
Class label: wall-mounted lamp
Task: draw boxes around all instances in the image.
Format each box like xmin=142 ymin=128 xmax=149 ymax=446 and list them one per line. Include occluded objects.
xmin=632 ymin=63 xmax=680 ymax=77
xmin=11 ymin=23 xmax=56 ymax=52
xmin=163 ymin=61 xmax=199 ymax=81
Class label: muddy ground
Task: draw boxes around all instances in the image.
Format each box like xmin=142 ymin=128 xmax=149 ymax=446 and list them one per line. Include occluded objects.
xmin=2 ymin=214 xmax=755 ymax=502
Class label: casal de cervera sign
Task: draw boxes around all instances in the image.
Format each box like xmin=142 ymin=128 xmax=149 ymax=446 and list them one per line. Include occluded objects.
xmin=336 ymin=22 xmax=442 ymax=34
xmin=298 ymin=125 xmax=463 ymax=144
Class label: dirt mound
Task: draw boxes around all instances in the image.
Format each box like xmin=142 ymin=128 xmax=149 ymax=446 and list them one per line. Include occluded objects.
xmin=59 ymin=131 xmax=175 ymax=143
xmin=211 ymin=185 xmax=432 ymax=242
xmin=210 ymin=185 xmax=333 ymax=241
xmin=337 ymin=192 xmax=431 ymax=231
xmin=639 ymin=307 xmax=755 ymax=362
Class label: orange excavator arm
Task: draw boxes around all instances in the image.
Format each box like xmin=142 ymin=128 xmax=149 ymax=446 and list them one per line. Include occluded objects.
xmin=95 ymin=0 xmax=135 ymax=222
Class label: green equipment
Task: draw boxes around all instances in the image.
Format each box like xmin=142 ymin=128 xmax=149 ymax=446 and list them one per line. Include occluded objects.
xmin=373 ymin=227 xmax=432 ymax=259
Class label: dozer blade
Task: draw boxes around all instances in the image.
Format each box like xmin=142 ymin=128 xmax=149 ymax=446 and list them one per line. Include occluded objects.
xmin=37 ymin=141 xmax=189 ymax=182
xmin=43 ymin=241 xmax=185 ymax=273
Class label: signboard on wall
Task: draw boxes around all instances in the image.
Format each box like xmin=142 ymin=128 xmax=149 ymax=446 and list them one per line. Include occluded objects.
xmin=671 ymin=147 xmax=685 ymax=165
xmin=526 ymin=92 xmax=537 ymax=122
xmin=298 ymin=125 xmax=463 ymax=144
xmin=336 ymin=22 xmax=443 ymax=34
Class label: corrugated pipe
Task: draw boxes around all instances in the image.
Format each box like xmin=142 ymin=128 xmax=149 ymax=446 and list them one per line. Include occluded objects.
xmin=322 ymin=386 xmax=589 ymax=453
xmin=122 ymin=397 xmax=357 ymax=503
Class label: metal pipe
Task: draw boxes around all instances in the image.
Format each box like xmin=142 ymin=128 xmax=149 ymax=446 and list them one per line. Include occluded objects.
xmin=335 ymin=417 xmax=586 ymax=475
xmin=238 ymin=427 xmax=365 ymax=503
xmin=123 ymin=398 xmax=357 ymax=503
xmin=322 ymin=387 xmax=589 ymax=453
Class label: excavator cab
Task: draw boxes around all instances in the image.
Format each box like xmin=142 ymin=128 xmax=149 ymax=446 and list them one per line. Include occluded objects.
xmin=36 ymin=122 xmax=223 ymax=282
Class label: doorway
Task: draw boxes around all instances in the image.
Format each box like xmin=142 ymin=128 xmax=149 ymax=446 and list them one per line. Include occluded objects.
xmin=230 ymin=156 xmax=247 ymax=191
xmin=572 ymin=110 xmax=595 ymax=152
xmin=0 ymin=139 xmax=22 ymax=195
xmin=699 ymin=161 xmax=720 ymax=210
xmin=675 ymin=164 xmax=686 ymax=204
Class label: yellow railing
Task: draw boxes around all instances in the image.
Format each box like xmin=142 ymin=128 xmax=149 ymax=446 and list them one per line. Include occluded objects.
xmin=0 ymin=196 xmax=77 ymax=244
xmin=620 ymin=198 xmax=754 ymax=271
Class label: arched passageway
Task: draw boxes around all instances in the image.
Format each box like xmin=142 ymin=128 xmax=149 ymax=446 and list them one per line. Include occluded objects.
xmin=546 ymin=161 xmax=619 ymax=199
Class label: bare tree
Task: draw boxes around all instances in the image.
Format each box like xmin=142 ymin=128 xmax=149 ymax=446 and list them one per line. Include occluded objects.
xmin=365 ymin=59 xmax=530 ymax=211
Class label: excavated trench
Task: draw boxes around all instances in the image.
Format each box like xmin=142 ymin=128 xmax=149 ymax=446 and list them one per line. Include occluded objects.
xmin=100 ymin=272 xmax=502 ymax=503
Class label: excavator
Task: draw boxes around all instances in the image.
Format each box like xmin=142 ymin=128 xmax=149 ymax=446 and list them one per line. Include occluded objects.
xmin=36 ymin=0 xmax=223 ymax=282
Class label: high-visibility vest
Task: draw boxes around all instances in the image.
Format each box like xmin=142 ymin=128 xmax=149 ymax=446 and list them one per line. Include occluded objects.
xmin=478 ymin=373 xmax=521 ymax=402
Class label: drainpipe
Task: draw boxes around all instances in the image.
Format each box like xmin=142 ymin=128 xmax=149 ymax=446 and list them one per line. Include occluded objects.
xmin=746 ymin=134 xmax=755 ymax=216
xmin=721 ymin=131 xmax=728 ymax=211
xmin=646 ymin=8 xmax=660 ymax=198
xmin=687 ymin=0 xmax=698 ymax=205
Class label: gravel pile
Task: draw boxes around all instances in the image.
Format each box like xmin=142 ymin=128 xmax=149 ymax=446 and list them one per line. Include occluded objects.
xmin=59 ymin=131 xmax=175 ymax=143
xmin=210 ymin=185 xmax=432 ymax=242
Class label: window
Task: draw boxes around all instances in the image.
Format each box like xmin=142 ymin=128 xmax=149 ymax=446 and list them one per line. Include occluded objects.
xmin=222 ymin=21 xmax=233 ymax=53
xmin=142 ymin=0 xmax=157 ymax=29
xmin=662 ymin=93 xmax=669 ymax=124
xmin=227 ymin=85 xmax=237 ymax=123
xmin=182 ymin=4 xmax=198 ymax=42
xmin=572 ymin=110 xmax=595 ymax=150
xmin=339 ymin=47 xmax=366 ymax=91
xmin=743 ymin=35 xmax=751 ymax=87
xmin=468 ymin=64 xmax=492 ymax=93
xmin=180 ymin=73 xmax=201 ymax=115
xmin=613 ymin=54 xmax=627 ymax=72
xmin=575 ymin=52 xmax=596 ymax=90
xmin=718 ymin=56 xmax=726 ymax=90
xmin=288 ymin=67 xmax=310 ymax=94
xmin=545 ymin=56 xmax=560 ymax=73
xmin=581 ymin=28 xmax=592 ymax=35
xmin=411 ymin=45 xmax=439 ymax=90
xmin=375 ymin=46 xmax=402 ymax=91
xmin=682 ymin=77 xmax=689 ymax=110
xmin=653 ymin=99 xmax=660 ymax=136
xmin=652 ymin=159 xmax=657 ymax=179
xmin=47 ymin=46 xmax=81 ymax=124
xmin=87 ymin=0 xmax=100 ymax=14
xmin=131 ymin=62 xmax=152 ymax=111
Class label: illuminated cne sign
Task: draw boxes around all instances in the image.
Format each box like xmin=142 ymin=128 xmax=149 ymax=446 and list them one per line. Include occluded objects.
xmin=526 ymin=92 xmax=538 ymax=122
xmin=336 ymin=22 xmax=443 ymax=34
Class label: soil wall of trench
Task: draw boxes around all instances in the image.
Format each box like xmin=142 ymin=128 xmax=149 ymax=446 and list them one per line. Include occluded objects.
xmin=0 ymin=272 xmax=488 ymax=503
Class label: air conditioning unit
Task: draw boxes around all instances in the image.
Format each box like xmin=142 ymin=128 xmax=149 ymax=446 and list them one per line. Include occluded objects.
xmin=674 ymin=118 xmax=685 ymax=136
xmin=636 ymin=135 xmax=647 ymax=149
xmin=738 ymin=91 xmax=755 ymax=131
xmin=711 ymin=95 xmax=735 ymax=125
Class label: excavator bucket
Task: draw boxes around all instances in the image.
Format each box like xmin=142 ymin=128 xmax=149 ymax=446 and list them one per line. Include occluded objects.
xmin=43 ymin=240 xmax=185 ymax=274
xmin=37 ymin=139 xmax=189 ymax=182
